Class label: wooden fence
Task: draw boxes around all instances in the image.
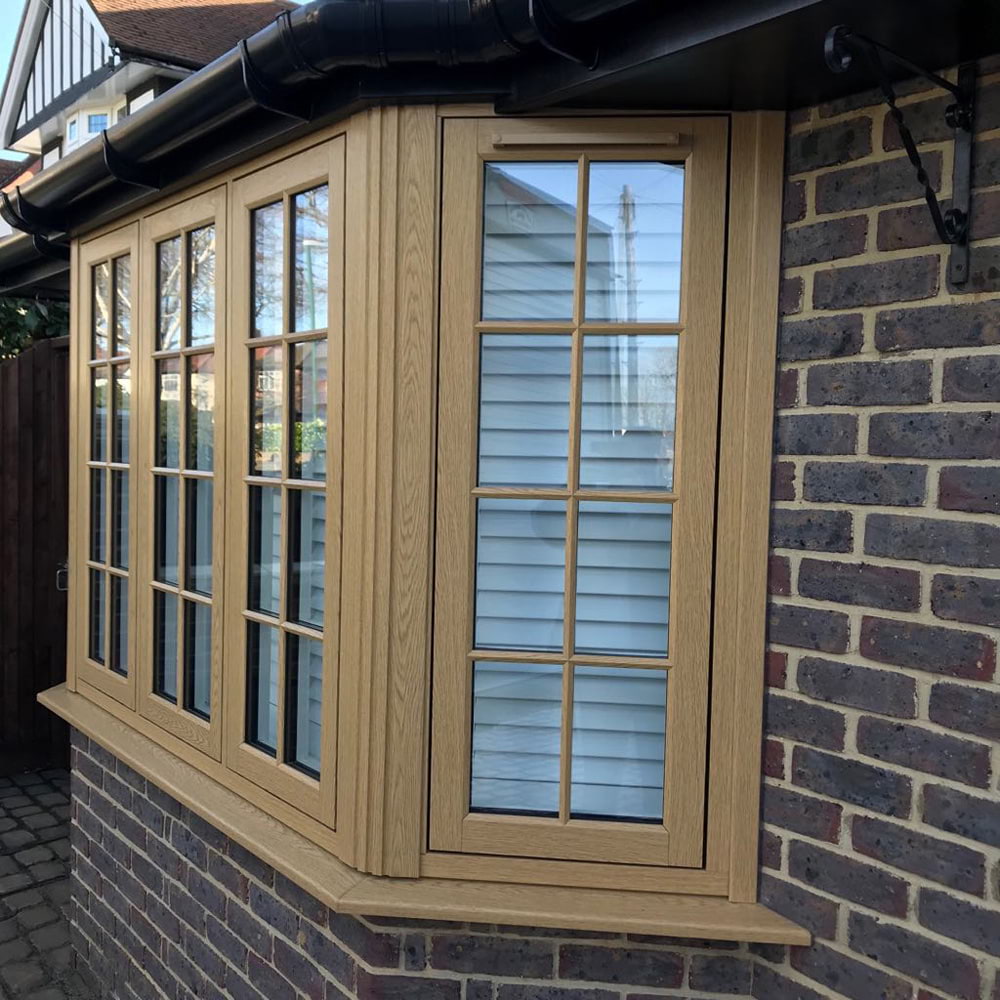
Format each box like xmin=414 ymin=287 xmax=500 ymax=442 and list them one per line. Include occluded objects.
xmin=0 ymin=336 xmax=70 ymax=768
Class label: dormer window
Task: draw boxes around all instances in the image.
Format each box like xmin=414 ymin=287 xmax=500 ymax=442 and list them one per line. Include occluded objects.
xmin=88 ymin=113 xmax=109 ymax=134
xmin=68 ymin=119 xmax=78 ymax=142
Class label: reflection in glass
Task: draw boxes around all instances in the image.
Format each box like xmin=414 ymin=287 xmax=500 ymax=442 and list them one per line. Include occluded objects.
xmin=251 ymin=346 xmax=282 ymax=476
xmin=110 ymin=576 xmax=128 ymax=677
xmin=580 ymin=335 xmax=678 ymax=491
xmin=154 ymin=590 xmax=179 ymax=702
xmin=188 ymin=353 xmax=214 ymax=470
xmin=186 ymin=479 xmax=213 ymax=596
xmin=188 ymin=226 xmax=216 ymax=347
xmin=113 ymin=256 xmax=131 ymax=355
xmin=571 ymin=666 xmax=666 ymax=821
xmin=247 ymin=622 xmax=279 ymax=755
xmin=156 ymin=358 xmax=181 ymax=467
xmin=286 ymin=634 xmax=323 ymax=777
xmin=293 ymin=186 xmax=329 ymax=332
xmin=249 ymin=486 xmax=281 ymax=616
xmin=157 ymin=237 xmax=182 ymax=351
xmin=478 ymin=335 xmax=571 ymax=488
xmin=292 ymin=340 xmax=327 ymax=480
xmin=252 ymin=202 xmax=284 ymax=338
xmin=112 ymin=363 xmax=131 ymax=464
xmin=88 ymin=569 xmax=105 ymax=664
xmin=90 ymin=469 xmax=105 ymax=563
xmin=93 ymin=261 xmax=110 ymax=359
xmin=92 ymin=371 xmax=108 ymax=462
xmin=185 ymin=602 xmax=212 ymax=719
xmin=585 ymin=162 xmax=684 ymax=323
xmin=575 ymin=502 xmax=671 ymax=657
xmin=475 ymin=499 xmax=566 ymax=652
xmin=482 ymin=162 xmax=577 ymax=321
xmin=471 ymin=661 xmax=561 ymax=815
xmin=154 ymin=475 xmax=180 ymax=586
xmin=288 ymin=490 xmax=325 ymax=629
xmin=111 ymin=470 xmax=128 ymax=570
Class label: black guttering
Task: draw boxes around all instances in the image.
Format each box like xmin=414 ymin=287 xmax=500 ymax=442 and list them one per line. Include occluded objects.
xmin=0 ymin=0 xmax=638 ymax=295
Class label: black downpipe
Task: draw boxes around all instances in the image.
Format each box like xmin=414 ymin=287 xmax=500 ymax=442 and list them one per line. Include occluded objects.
xmin=0 ymin=0 xmax=640 ymax=291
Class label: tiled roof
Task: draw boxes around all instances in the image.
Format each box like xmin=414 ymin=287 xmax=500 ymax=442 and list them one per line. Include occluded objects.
xmin=0 ymin=157 xmax=29 ymax=187
xmin=90 ymin=0 xmax=295 ymax=70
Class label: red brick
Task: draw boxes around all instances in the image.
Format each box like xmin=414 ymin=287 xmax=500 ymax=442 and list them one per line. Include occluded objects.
xmin=765 ymin=651 xmax=788 ymax=688
xmin=768 ymin=555 xmax=792 ymax=596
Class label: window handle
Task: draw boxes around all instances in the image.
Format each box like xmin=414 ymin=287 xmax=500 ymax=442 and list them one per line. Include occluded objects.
xmin=55 ymin=561 xmax=68 ymax=593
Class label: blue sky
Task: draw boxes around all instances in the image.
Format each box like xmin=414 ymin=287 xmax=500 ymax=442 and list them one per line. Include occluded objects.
xmin=1 ymin=0 xmax=27 ymax=157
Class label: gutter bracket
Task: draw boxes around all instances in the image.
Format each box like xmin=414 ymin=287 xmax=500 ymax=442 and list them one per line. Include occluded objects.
xmin=528 ymin=0 xmax=600 ymax=69
xmin=0 ymin=189 xmax=58 ymax=238
xmin=102 ymin=133 xmax=163 ymax=191
xmin=31 ymin=234 xmax=70 ymax=262
xmin=825 ymin=25 xmax=975 ymax=285
xmin=240 ymin=39 xmax=314 ymax=122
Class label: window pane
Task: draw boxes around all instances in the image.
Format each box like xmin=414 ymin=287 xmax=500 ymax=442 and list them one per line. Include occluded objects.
xmin=251 ymin=346 xmax=282 ymax=477
xmin=286 ymin=634 xmax=323 ymax=777
xmin=92 ymin=262 xmax=110 ymax=359
xmin=482 ymin=162 xmax=577 ymax=321
xmin=579 ymin=335 xmax=678 ymax=491
xmin=90 ymin=469 xmax=105 ymax=563
xmin=252 ymin=202 xmax=284 ymax=338
xmin=91 ymin=371 xmax=108 ymax=461
xmin=247 ymin=622 xmax=279 ymax=755
xmin=478 ymin=335 xmax=571 ymax=488
xmin=157 ymin=237 xmax=182 ymax=351
xmin=156 ymin=358 xmax=181 ymax=468
xmin=188 ymin=225 xmax=216 ymax=347
xmin=111 ymin=470 xmax=128 ymax=570
xmin=292 ymin=186 xmax=329 ymax=333
xmin=570 ymin=666 xmax=666 ymax=821
xmin=186 ymin=479 xmax=213 ymax=596
xmin=184 ymin=602 xmax=211 ymax=719
xmin=112 ymin=363 xmax=131 ymax=464
xmin=471 ymin=662 xmax=561 ymax=816
xmin=154 ymin=590 xmax=179 ymax=703
xmin=575 ymin=502 xmax=671 ymax=657
xmin=585 ymin=162 xmax=684 ymax=323
xmin=292 ymin=339 xmax=327 ymax=481
xmin=113 ymin=256 xmax=131 ymax=355
xmin=248 ymin=486 xmax=281 ymax=616
xmin=188 ymin=353 xmax=214 ymax=471
xmin=288 ymin=490 xmax=325 ymax=629
xmin=475 ymin=499 xmax=566 ymax=652
xmin=154 ymin=475 xmax=180 ymax=586
xmin=88 ymin=569 xmax=105 ymax=664
xmin=110 ymin=576 xmax=129 ymax=677
xmin=88 ymin=113 xmax=107 ymax=132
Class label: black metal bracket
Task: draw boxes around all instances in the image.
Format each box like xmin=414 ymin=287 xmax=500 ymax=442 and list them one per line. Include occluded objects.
xmin=528 ymin=0 xmax=600 ymax=70
xmin=825 ymin=25 xmax=976 ymax=285
xmin=0 ymin=188 xmax=59 ymax=237
xmin=240 ymin=39 xmax=314 ymax=122
xmin=31 ymin=233 xmax=70 ymax=262
xmin=102 ymin=132 xmax=162 ymax=191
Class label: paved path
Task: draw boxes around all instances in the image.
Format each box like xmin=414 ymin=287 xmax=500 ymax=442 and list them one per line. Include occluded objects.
xmin=0 ymin=770 xmax=94 ymax=1000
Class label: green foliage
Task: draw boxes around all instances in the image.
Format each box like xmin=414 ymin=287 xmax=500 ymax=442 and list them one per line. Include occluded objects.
xmin=0 ymin=297 xmax=70 ymax=360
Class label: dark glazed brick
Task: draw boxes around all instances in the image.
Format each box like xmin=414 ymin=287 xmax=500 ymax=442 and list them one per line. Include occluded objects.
xmin=797 ymin=657 xmax=916 ymax=718
xmin=357 ymin=970 xmax=460 ymax=1000
xmin=798 ymin=558 xmax=920 ymax=611
xmin=858 ymin=716 xmax=991 ymax=788
xmin=227 ymin=898 xmax=274 ymax=957
xmin=807 ymin=360 xmax=931 ymax=406
xmin=772 ymin=464 xmax=795 ymax=502
xmin=783 ymin=216 xmax=867 ymax=267
xmin=816 ymin=152 xmax=942 ymax=213
xmin=943 ymin=355 xmax=1000 ymax=402
xmin=879 ymin=190 xmax=1000 ymax=249
xmin=557 ymin=945 xmax=683 ymax=987
xmin=431 ymin=935 xmax=553 ymax=978
xmin=768 ymin=604 xmax=850 ymax=653
xmin=923 ymin=784 xmax=1000 ymax=848
xmin=865 ymin=513 xmax=1000 ymax=567
xmin=929 ymin=682 xmax=1000 ymax=741
xmin=876 ymin=300 xmax=1000 ymax=351
xmin=274 ymin=937 xmax=326 ymax=1000
xmin=169 ymin=822 xmax=208 ymax=870
xmin=498 ymin=988 xmax=618 ymax=1000
xmin=766 ymin=651 xmax=788 ymax=688
xmin=275 ymin=872 xmax=327 ymax=924
xmin=249 ymin=883 xmax=298 ymax=939
xmin=787 ymin=117 xmax=872 ymax=173
xmin=752 ymin=965 xmax=828 ymax=1000
xmin=813 ymin=256 xmax=939 ymax=309
xmin=791 ymin=942 xmax=912 ymax=1000
xmin=765 ymin=693 xmax=845 ymax=750
xmin=932 ymin=574 xmax=1000 ymax=627
xmin=860 ymin=616 xmax=996 ymax=681
xmin=299 ymin=923 xmax=353 ymax=986
xmin=247 ymin=951 xmax=297 ymax=1000
xmin=329 ymin=913 xmax=400 ymax=968
xmin=803 ymin=461 xmax=926 ymax=506
xmin=762 ymin=785 xmax=841 ymax=842
xmin=758 ymin=873 xmax=838 ymax=940
xmin=948 ymin=244 xmax=1000 ymax=295
xmin=775 ymin=414 xmax=857 ymax=456
xmin=770 ymin=509 xmax=853 ymax=552
xmin=852 ymin=815 xmax=986 ymax=895
xmin=792 ymin=746 xmax=912 ymax=817
xmin=688 ymin=956 xmax=752 ymax=995
xmin=403 ymin=933 xmax=426 ymax=971
xmin=467 ymin=982 xmax=495 ymax=1000
xmin=764 ymin=740 xmax=786 ymax=780
xmin=769 ymin=554 xmax=791 ymax=595
xmin=939 ymin=466 xmax=1000 ymax=514
xmin=776 ymin=369 xmax=799 ymax=409
xmin=788 ymin=841 xmax=908 ymax=917
xmin=778 ymin=315 xmax=864 ymax=362
xmin=780 ymin=276 xmax=804 ymax=316
xmin=849 ymin=912 xmax=981 ymax=1000
xmin=784 ymin=179 xmax=807 ymax=223
xmin=761 ymin=828 xmax=783 ymax=869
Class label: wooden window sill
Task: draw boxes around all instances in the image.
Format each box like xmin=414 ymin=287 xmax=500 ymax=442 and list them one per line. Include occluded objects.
xmin=41 ymin=684 xmax=809 ymax=946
